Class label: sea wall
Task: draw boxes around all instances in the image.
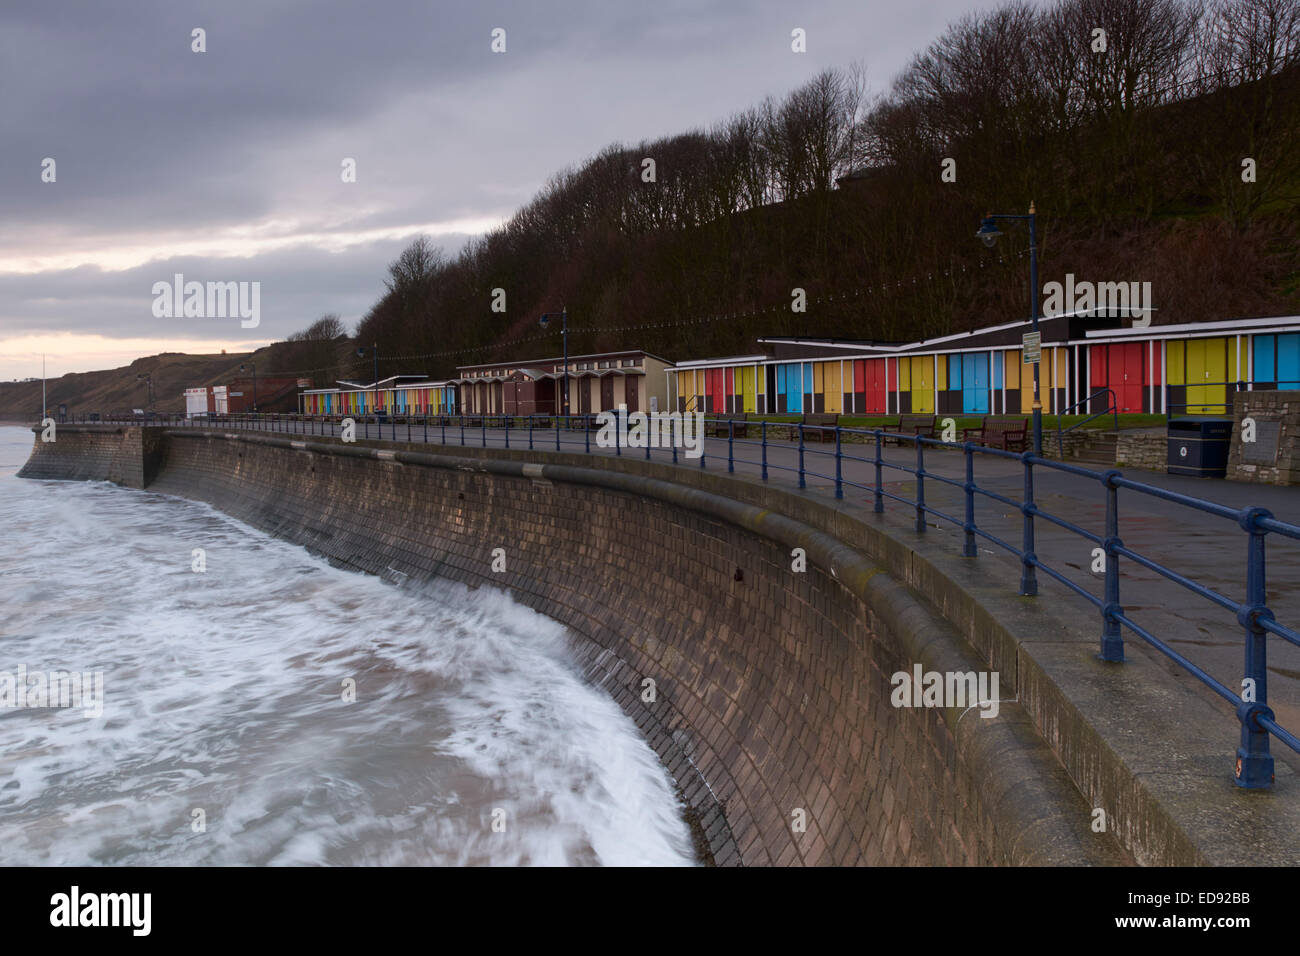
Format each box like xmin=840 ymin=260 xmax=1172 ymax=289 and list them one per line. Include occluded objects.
xmin=18 ymin=425 xmax=1126 ymax=866
xmin=17 ymin=424 xmax=163 ymax=488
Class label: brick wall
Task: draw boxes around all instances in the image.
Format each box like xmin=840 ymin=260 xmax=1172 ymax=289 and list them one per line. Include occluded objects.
xmin=20 ymin=426 xmax=1123 ymax=866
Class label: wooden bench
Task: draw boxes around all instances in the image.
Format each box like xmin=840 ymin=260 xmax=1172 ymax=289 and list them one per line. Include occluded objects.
xmin=801 ymin=412 xmax=839 ymax=442
xmin=705 ymin=413 xmax=749 ymax=438
xmin=963 ymin=415 xmax=1029 ymax=451
xmin=558 ymin=413 xmax=599 ymax=431
xmin=885 ymin=413 xmax=935 ymax=444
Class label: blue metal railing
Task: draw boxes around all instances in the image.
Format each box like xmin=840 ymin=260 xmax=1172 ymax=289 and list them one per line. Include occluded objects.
xmin=67 ymin=409 xmax=1300 ymax=788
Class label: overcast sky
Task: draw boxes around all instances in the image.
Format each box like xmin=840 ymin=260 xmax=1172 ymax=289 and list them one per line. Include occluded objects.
xmin=0 ymin=0 xmax=1010 ymax=380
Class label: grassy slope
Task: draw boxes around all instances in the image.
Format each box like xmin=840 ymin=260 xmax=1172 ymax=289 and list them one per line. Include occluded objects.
xmin=0 ymin=350 xmax=258 ymax=420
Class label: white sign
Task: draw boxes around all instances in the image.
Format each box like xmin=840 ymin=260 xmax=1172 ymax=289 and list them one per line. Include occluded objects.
xmin=1022 ymin=332 xmax=1041 ymax=365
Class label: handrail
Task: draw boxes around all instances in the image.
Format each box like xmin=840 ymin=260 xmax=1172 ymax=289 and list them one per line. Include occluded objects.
xmin=1056 ymin=388 xmax=1118 ymax=459
xmin=58 ymin=409 xmax=1300 ymax=787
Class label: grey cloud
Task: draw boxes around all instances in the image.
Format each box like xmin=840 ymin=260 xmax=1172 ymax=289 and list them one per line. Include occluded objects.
xmin=1 ymin=0 xmax=1011 ymax=367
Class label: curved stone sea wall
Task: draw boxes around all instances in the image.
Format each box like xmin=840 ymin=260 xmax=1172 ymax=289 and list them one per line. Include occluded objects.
xmin=19 ymin=425 xmax=1125 ymax=866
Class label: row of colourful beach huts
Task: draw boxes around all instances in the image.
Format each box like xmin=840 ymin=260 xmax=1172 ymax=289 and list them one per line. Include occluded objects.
xmin=295 ymin=313 xmax=1300 ymax=420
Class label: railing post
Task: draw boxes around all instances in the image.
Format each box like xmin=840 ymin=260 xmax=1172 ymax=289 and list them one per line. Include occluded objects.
xmin=728 ymin=420 xmax=734 ymax=473
xmin=585 ymin=415 xmax=590 ymax=454
xmin=505 ymin=416 xmax=510 ymax=449
xmin=760 ymin=421 xmax=767 ymax=480
xmin=873 ymin=430 xmax=884 ymax=513
xmin=555 ymin=415 xmax=560 ymax=451
xmin=1100 ymin=470 xmax=1125 ymax=662
xmin=962 ymin=442 xmax=976 ymax=557
xmin=1236 ymin=507 xmax=1276 ymax=789
xmin=914 ymin=438 xmax=926 ymax=533
xmin=1020 ymin=453 xmax=1038 ymax=596
xmin=615 ymin=408 xmax=621 ymax=457
xmin=460 ymin=417 xmax=465 ymax=446
xmin=481 ymin=417 xmax=486 ymax=448
xmin=834 ymin=428 xmax=843 ymax=499
xmin=699 ymin=417 xmax=705 ymax=469
xmin=528 ymin=415 xmax=533 ymax=450
xmin=798 ymin=424 xmax=806 ymax=489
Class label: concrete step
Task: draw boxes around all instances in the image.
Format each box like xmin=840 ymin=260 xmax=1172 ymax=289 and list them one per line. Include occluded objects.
xmin=1065 ymin=432 xmax=1118 ymax=464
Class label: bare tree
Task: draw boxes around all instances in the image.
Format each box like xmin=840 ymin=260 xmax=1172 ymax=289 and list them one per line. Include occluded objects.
xmin=291 ymin=313 xmax=346 ymax=341
xmin=1197 ymin=0 xmax=1299 ymax=83
xmin=760 ymin=68 xmax=869 ymax=201
xmin=1191 ymin=0 xmax=1300 ymax=226
xmin=385 ymin=235 xmax=445 ymax=298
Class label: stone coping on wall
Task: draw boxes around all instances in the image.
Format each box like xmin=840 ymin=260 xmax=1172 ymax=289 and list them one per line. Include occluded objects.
xmin=154 ymin=427 xmax=1300 ymax=867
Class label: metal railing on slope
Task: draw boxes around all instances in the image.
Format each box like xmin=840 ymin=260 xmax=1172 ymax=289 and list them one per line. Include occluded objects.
xmin=71 ymin=409 xmax=1300 ymax=789
xmin=1056 ymin=388 xmax=1118 ymax=458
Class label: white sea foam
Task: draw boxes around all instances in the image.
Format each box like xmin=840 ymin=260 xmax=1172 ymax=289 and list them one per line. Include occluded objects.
xmin=0 ymin=426 xmax=695 ymax=866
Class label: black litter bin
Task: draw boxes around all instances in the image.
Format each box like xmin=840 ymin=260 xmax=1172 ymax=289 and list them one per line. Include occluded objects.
xmin=1168 ymin=418 xmax=1233 ymax=477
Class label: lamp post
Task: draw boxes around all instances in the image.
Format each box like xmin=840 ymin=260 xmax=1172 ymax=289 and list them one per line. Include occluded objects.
xmin=239 ymin=363 xmax=258 ymax=412
xmin=539 ymin=308 xmax=569 ymax=416
xmin=135 ymin=373 xmax=154 ymax=409
xmin=356 ymin=344 xmax=380 ymax=385
xmin=976 ymin=202 xmax=1042 ymax=455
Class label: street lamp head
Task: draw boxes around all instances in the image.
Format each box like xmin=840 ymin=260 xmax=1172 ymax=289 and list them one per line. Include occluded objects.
xmin=975 ymin=216 xmax=1002 ymax=248
xmin=356 ymin=347 xmax=365 ymax=358
xmin=538 ymin=313 xmax=549 ymax=329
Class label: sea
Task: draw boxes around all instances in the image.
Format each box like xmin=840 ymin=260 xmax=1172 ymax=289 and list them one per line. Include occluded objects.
xmin=0 ymin=425 xmax=694 ymax=865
